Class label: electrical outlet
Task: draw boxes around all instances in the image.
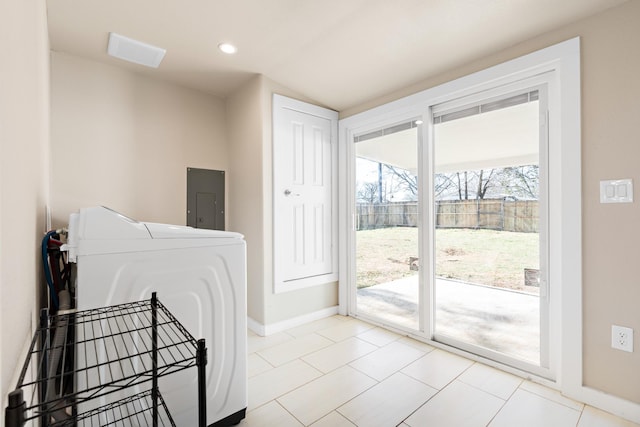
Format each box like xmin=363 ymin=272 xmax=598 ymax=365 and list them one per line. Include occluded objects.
xmin=611 ymin=325 xmax=633 ymax=352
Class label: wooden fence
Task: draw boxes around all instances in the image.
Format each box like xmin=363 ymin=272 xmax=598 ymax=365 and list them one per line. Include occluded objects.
xmin=356 ymin=199 xmax=538 ymax=232
xmin=356 ymin=202 xmax=419 ymax=229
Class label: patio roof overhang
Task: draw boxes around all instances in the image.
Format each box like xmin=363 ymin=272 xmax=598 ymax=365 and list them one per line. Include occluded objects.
xmin=355 ymin=102 xmax=539 ymax=174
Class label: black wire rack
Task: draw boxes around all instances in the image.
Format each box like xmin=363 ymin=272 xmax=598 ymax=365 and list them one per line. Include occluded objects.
xmin=5 ymin=293 xmax=207 ymax=427
xmin=55 ymin=389 xmax=176 ymax=427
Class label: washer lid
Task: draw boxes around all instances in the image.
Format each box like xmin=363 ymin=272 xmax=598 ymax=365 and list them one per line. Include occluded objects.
xmin=143 ymin=222 xmax=243 ymax=239
xmin=73 ymin=206 xmax=152 ymax=240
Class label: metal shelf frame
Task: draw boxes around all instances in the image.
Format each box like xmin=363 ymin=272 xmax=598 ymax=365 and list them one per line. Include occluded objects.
xmin=5 ymin=293 xmax=207 ymax=427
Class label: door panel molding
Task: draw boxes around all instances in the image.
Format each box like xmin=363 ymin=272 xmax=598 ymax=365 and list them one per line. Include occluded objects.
xmin=273 ymin=95 xmax=338 ymax=293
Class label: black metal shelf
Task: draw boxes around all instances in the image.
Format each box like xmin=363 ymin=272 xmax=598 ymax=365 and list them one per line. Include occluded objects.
xmin=56 ymin=389 xmax=175 ymax=427
xmin=5 ymin=293 xmax=207 ymax=427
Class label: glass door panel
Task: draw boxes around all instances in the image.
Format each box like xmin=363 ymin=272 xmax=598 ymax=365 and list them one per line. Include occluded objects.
xmin=354 ymin=120 xmax=420 ymax=331
xmin=432 ymin=90 xmax=545 ymax=366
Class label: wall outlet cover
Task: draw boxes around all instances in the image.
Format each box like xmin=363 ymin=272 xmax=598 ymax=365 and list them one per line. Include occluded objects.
xmin=611 ymin=325 xmax=633 ymax=352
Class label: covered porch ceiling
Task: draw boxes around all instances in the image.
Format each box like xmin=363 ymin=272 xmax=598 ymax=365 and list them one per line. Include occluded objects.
xmin=355 ymin=101 xmax=539 ymax=174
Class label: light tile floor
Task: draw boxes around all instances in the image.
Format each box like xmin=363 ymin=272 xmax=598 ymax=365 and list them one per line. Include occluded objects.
xmin=242 ymin=315 xmax=639 ymax=427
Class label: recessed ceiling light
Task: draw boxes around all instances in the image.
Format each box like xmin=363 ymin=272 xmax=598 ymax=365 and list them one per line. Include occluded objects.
xmin=218 ymin=43 xmax=237 ymax=55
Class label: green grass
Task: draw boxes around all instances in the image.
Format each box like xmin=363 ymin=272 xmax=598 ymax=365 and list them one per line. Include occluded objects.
xmin=356 ymin=227 xmax=539 ymax=293
xmin=356 ymin=226 xmax=419 ymax=289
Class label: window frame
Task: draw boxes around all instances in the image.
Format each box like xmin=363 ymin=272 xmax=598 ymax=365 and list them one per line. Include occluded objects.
xmin=339 ymin=37 xmax=581 ymax=392
xmin=428 ymin=78 xmax=552 ymax=378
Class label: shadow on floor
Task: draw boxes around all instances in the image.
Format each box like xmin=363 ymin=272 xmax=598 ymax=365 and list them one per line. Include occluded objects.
xmin=356 ymin=276 xmax=540 ymax=363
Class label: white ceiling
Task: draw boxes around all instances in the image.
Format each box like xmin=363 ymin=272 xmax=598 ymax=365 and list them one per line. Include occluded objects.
xmin=47 ymin=0 xmax=626 ymax=111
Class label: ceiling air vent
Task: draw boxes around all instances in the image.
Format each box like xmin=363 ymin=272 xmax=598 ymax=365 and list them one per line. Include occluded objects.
xmin=107 ymin=32 xmax=166 ymax=68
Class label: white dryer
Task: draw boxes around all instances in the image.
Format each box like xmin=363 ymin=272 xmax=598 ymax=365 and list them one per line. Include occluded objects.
xmin=65 ymin=206 xmax=247 ymax=426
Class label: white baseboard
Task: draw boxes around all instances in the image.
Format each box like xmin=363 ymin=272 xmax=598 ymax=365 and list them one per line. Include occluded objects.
xmin=248 ymin=305 xmax=339 ymax=337
xmin=565 ymin=385 xmax=640 ymax=424
xmin=246 ymin=317 xmax=265 ymax=336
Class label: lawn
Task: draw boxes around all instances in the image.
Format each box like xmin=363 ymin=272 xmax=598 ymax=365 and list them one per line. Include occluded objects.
xmin=356 ymin=227 xmax=539 ymax=293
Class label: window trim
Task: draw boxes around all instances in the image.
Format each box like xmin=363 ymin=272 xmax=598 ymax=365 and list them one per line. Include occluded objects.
xmin=339 ymin=37 xmax=581 ymax=396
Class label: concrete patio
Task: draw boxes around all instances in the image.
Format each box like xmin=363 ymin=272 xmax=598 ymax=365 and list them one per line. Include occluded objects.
xmin=356 ymin=276 xmax=540 ymax=363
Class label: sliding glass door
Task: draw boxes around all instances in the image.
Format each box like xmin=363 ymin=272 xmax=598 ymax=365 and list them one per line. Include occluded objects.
xmin=342 ymin=42 xmax=580 ymax=383
xmin=352 ymin=120 xmax=421 ymax=331
xmin=431 ymin=87 xmax=548 ymax=369
xmin=346 ymin=85 xmax=550 ymax=372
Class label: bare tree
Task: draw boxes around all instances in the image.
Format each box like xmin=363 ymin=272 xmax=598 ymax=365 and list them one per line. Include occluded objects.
xmin=434 ymin=173 xmax=457 ymax=199
xmin=383 ymin=165 xmax=417 ymax=199
xmin=357 ymin=182 xmax=379 ymax=203
xmin=497 ymin=165 xmax=539 ymax=199
xmin=437 ymin=168 xmax=498 ymax=200
xmin=358 ymin=161 xmax=539 ymax=203
xmin=475 ymin=168 xmax=495 ymax=199
xmin=455 ymin=172 xmax=468 ymax=200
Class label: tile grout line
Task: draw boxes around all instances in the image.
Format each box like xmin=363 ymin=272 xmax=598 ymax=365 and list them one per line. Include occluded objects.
xmin=395 ymin=371 xmax=441 ymax=427
xmin=244 ymin=317 xmax=639 ymax=427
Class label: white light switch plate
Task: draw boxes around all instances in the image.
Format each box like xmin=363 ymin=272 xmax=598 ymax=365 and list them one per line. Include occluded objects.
xmin=600 ymin=179 xmax=633 ymax=203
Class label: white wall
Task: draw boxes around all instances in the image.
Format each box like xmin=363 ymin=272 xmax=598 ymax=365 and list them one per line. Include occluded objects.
xmin=227 ymin=75 xmax=338 ymax=329
xmin=0 ymin=0 xmax=49 ymax=420
xmin=227 ymin=75 xmax=265 ymax=323
xmin=50 ymin=52 xmax=229 ymax=227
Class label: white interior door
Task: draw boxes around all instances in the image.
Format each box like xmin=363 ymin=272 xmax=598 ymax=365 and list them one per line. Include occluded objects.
xmin=273 ymin=95 xmax=338 ymax=292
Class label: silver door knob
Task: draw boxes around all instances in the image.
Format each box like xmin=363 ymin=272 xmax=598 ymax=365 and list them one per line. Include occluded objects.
xmin=284 ymin=189 xmax=292 ymax=196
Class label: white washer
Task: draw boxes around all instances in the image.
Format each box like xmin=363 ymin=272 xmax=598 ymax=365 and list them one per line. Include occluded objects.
xmin=65 ymin=206 xmax=247 ymax=426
